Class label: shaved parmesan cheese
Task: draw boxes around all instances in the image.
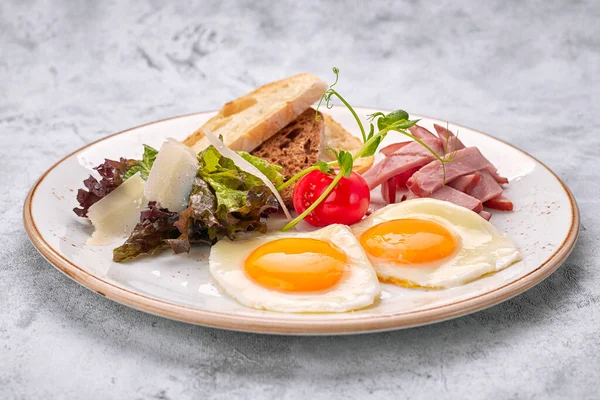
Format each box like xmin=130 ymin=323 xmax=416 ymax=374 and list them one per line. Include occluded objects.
xmin=144 ymin=139 xmax=199 ymax=212
xmin=202 ymin=129 xmax=291 ymax=220
xmin=87 ymin=172 xmax=146 ymax=246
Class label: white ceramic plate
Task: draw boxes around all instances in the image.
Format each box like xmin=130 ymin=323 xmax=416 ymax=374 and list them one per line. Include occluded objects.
xmin=23 ymin=106 xmax=580 ymax=335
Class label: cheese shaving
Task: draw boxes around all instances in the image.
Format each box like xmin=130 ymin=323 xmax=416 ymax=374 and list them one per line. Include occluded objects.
xmin=202 ymin=129 xmax=292 ymax=220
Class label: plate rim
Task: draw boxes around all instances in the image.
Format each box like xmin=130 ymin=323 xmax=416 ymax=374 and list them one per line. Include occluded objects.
xmin=23 ymin=108 xmax=581 ymax=335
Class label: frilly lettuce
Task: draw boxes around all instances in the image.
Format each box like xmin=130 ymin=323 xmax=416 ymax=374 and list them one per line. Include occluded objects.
xmin=181 ymin=146 xmax=282 ymax=244
xmin=74 ymin=145 xmax=158 ymax=218
xmin=123 ymin=144 xmax=158 ymax=180
xmin=112 ymin=202 xmax=181 ymax=263
xmin=112 ymin=145 xmax=284 ymax=262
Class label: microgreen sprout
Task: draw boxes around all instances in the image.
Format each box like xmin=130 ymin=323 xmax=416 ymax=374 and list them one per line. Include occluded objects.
xmin=279 ymin=67 xmax=455 ymax=231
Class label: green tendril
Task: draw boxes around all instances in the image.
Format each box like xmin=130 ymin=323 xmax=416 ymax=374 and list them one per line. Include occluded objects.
xmin=279 ymin=68 xmax=455 ymax=231
xmin=276 ymin=161 xmax=335 ymax=192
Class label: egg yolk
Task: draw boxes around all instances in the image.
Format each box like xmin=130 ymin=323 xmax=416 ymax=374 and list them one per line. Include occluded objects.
xmin=244 ymin=238 xmax=347 ymax=292
xmin=360 ymin=218 xmax=457 ymax=264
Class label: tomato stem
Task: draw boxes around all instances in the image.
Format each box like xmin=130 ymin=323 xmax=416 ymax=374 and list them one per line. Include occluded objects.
xmin=281 ymin=173 xmax=344 ymax=231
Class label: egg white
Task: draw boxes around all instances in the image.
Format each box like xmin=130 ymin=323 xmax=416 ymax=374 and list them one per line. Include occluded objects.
xmin=209 ymin=224 xmax=381 ymax=313
xmin=352 ymin=198 xmax=522 ymax=289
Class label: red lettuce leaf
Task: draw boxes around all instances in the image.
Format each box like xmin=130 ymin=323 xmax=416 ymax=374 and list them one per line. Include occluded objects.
xmin=112 ymin=201 xmax=183 ymax=263
xmin=176 ymin=153 xmax=280 ymax=247
xmin=111 ymin=146 xmax=283 ymax=262
xmin=73 ymin=158 xmax=137 ymax=217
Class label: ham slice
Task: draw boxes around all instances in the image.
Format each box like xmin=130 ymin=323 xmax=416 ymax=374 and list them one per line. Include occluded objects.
xmin=381 ymin=177 xmax=397 ymax=203
xmin=381 ymin=181 xmax=408 ymax=204
xmin=380 ymin=142 xmax=410 ymax=157
xmin=405 ymin=190 xmax=418 ymax=200
xmin=469 ymin=170 xmax=503 ymax=203
xmin=379 ymin=128 xmax=441 ymax=157
xmin=485 ymin=195 xmax=514 ymax=211
xmin=449 ymin=173 xmax=481 ymax=194
xmin=362 ymin=138 xmax=443 ymax=190
xmin=479 ymin=210 xmax=492 ymax=220
xmin=380 ymin=126 xmax=439 ymax=156
xmin=406 ymin=186 xmax=483 ymax=213
xmin=434 ymin=124 xmax=465 ymax=154
xmin=368 ymin=124 xmax=511 ymax=219
xmin=379 ymin=126 xmax=438 ymax=157
xmin=409 ymin=125 xmax=438 ymax=140
xmin=395 ymin=165 xmax=421 ymax=187
xmin=397 ymin=188 xmax=409 ymax=202
xmin=427 ymin=186 xmax=483 ymax=213
xmin=406 ymin=147 xmax=507 ymax=197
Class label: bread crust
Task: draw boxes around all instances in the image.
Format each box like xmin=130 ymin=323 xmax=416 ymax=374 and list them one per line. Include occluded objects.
xmin=183 ymin=73 xmax=328 ymax=153
xmin=183 ymin=74 xmax=375 ymax=200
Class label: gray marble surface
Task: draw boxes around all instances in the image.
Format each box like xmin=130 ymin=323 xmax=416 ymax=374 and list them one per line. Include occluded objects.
xmin=1 ymin=0 xmax=599 ymax=398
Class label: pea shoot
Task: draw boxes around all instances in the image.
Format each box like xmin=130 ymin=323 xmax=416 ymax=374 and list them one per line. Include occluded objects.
xmin=278 ymin=67 xmax=455 ymax=231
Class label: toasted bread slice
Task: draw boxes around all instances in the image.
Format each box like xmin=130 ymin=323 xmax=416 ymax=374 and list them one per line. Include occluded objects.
xmin=251 ymin=108 xmax=324 ymax=208
xmin=250 ymin=109 xmax=375 ymax=207
xmin=184 ymin=74 xmax=328 ymax=153
xmin=320 ymin=114 xmax=374 ymax=174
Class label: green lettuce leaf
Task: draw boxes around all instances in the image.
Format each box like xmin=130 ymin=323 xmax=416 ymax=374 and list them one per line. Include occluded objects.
xmin=167 ymin=146 xmax=283 ymax=251
xmin=113 ymin=145 xmax=284 ymax=262
xmin=176 ymin=178 xmax=223 ymax=244
xmin=182 ymin=145 xmax=281 ymax=243
xmin=123 ymin=144 xmax=158 ymax=180
xmin=238 ymin=151 xmax=285 ymax=187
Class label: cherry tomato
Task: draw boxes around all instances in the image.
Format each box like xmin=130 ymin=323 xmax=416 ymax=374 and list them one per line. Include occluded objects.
xmin=293 ymin=170 xmax=370 ymax=227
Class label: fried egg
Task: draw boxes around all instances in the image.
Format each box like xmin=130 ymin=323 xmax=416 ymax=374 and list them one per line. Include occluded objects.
xmin=352 ymin=198 xmax=522 ymax=289
xmin=209 ymin=224 xmax=380 ymax=313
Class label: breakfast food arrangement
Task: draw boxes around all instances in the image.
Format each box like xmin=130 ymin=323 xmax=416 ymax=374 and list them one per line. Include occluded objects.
xmin=70 ymin=68 xmax=525 ymax=314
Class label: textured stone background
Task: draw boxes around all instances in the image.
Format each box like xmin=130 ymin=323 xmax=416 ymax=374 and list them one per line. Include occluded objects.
xmin=1 ymin=0 xmax=599 ymax=398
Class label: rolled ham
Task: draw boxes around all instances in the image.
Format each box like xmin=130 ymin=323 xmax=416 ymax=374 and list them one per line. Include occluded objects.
xmin=469 ymin=170 xmax=503 ymax=203
xmin=449 ymin=173 xmax=481 ymax=194
xmin=365 ymin=123 xmax=512 ymax=219
xmin=406 ymin=185 xmax=483 ymax=213
xmin=406 ymin=147 xmax=508 ymax=197
xmin=479 ymin=210 xmax=492 ymax=220
xmin=362 ymin=138 xmax=443 ymax=190
xmin=485 ymin=195 xmax=514 ymax=211
xmin=434 ymin=124 xmax=466 ymax=154
xmin=409 ymin=125 xmax=438 ymax=140
xmin=380 ymin=142 xmax=411 ymax=157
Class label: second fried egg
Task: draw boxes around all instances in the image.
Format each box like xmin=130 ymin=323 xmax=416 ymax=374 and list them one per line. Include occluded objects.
xmin=351 ymin=198 xmax=522 ymax=289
